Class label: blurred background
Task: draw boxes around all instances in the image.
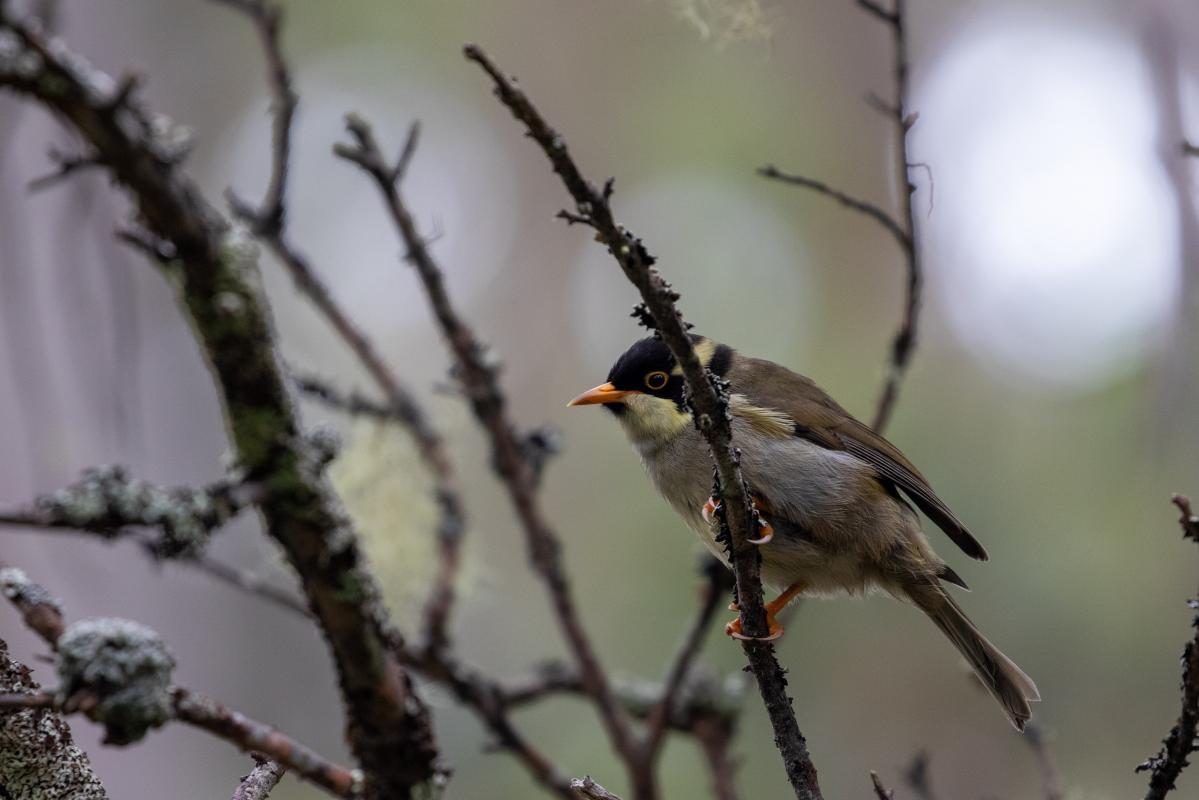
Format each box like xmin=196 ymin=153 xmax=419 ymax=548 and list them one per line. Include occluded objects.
xmin=2 ymin=0 xmax=1198 ymax=797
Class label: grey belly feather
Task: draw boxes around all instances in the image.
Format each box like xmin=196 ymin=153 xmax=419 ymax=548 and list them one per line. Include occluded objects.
xmin=635 ymin=419 xmax=930 ymax=596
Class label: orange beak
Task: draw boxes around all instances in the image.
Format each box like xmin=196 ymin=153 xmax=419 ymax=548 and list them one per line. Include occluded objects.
xmin=567 ymin=382 xmax=635 ymax=407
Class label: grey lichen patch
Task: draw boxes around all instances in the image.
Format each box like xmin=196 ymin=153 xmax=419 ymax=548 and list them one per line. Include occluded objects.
xmin=0 ymin=566 xmax=62 ymax=612
xmin=35 ymin=465 xmax=237 ymax=557
xmin=56 ymin=618 xmax=175 ymax=746
xmin=1 ymin=640 xmax=108 ymax=800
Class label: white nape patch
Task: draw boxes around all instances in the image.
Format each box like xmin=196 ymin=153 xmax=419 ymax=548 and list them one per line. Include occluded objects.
xmin=728 ymin=394 xmax=795 ymax=438
xmin=671 ymin=338 xmax=717 ymax=376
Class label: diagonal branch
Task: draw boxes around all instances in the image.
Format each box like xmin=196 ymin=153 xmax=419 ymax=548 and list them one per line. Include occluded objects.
xmin=464 ymin=43 xmax=823 ymax=800
xmin=333 ymin=112 xmax=639 ymax=772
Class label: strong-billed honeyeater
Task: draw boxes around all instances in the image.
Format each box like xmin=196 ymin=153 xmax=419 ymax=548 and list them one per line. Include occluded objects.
xmin=569 ymin=335 xmax=1039 ymax=730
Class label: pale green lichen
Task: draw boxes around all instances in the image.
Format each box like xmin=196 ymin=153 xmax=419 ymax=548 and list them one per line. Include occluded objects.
xmin=55 ymin=618 xmax=175 ymax=746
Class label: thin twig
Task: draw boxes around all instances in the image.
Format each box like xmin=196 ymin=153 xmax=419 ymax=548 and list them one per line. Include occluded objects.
xmin=187 ymin=554 xmax=312 ymax=619
xmin=393 ymin=642 xmax=576 ymax=799
xmin=27 ymin=148 xmax=104 ymax=192
xmin=210 ymin=0 xmax=295 ymax=234
xmin=231 ymin=757 xmax=286 ymax=800
xmin=861 ymin=0 xmax=920 ymax=433
xmin=870 ymin=771 xmax=895 ymax=799
xmin=293 ymin=373 xmax=403 ymax=421
xmin=464 ymin=43 xmax=822 ymax=800
xmin=761 ymin=0 xmax=922 ymax=434
xmin=1137 ymin=494 xmax=1199 ymax=799
xmin=175 ymin=688 xmax=356 ymax=798
xmin=641 ymin=557 xmax=727 ymax=758
xmin=758 ymin=165 xmax=910 ymax=250
xmin=334 ymin=112 xmax=638 ymax=772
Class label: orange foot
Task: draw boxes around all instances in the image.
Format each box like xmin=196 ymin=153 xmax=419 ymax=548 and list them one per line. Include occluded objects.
xmin=724 ymin=581 xmax=806 ymax=641
xmin=701 ymin=495 xmax=775 ymax=545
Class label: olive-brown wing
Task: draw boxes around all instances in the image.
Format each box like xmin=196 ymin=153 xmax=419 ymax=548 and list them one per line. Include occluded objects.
xmin=729 ymin=355 xmax=988 ymax=561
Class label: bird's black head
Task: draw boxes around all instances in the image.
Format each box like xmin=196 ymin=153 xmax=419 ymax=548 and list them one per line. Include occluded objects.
xmin=566 ymin=334 xmax=733 ymax=416
xmin=604 ymin=336 xmax=686 ymax=413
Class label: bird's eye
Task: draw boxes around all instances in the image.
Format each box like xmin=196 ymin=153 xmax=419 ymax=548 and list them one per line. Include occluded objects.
xmin=645 ymin=371 xmax=668 ymax=390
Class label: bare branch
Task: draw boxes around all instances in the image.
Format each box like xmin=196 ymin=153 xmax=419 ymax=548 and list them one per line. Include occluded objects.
xmin=210 ymin=0 xmax=295 ymax=234
xmin=1137 ymin=493 xmax=1199 ymax=799
xmin=231 ymin=757 xmax=286 ymax=800
xmin=187 ymin=554 xmax=311 ymax=619
xmin=334 ymin=110 xmax=639 ymax=770
xmin=641 ymin=557 xmax=728 ymax=758
xmin=464 ymin=43 xmax=822 ymax=800
xmin=392 ymin=643 xmax=575 ymax=799
xmin=175 ymin=689 xmax=356 ymax=798
xmin=758 ymin=165 xmax=910 ymax=251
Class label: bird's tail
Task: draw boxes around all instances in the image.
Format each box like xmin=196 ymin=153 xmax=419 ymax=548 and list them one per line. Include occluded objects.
xmin=906 ymin=581 xmax=1040 ymax=731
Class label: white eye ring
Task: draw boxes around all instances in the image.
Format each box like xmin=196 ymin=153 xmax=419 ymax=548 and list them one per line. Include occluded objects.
xmin=645 ymin=371 xmax=668 ymax=390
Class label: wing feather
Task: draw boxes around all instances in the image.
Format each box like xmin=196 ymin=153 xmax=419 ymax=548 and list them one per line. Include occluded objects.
xmin=729 ymin=355 xmax=989 ymax=561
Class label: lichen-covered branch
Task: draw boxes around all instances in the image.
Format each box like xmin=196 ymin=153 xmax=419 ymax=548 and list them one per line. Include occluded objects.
xmin=464 ymin=43 xmax=823 ymax=800
xmin=333 ymin=115 xmax=640 ymax=776
xmin=0 ymin=466 xmax=257 ymax=558
xmin=0 ymin=12 xmax=438 ymax=796
xmin=0 ymin=565 xmax=358 ymax=799
xmin=1137 ymin=494 xmax=1199 ymax=799
xmin=0 ymin=638 xmax=108 ymax=800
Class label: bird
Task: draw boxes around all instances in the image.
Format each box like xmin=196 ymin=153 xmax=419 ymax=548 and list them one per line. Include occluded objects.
xmin=568 ymin=334 xmax=1040 ymax=730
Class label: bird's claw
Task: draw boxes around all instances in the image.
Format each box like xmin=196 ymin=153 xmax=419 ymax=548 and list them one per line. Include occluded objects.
xmin=701 ymin=495 xmax=774 ymax=545
xmin=724 ymin=614 xmax=784 ymax=641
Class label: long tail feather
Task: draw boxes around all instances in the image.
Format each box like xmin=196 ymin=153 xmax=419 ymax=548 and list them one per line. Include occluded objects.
xmin=907 ymin=582 xmax=1039 ymax=730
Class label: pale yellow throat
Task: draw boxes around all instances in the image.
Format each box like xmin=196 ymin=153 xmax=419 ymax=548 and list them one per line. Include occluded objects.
xmin=618 ymin=394 xmax=691 ymax=445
